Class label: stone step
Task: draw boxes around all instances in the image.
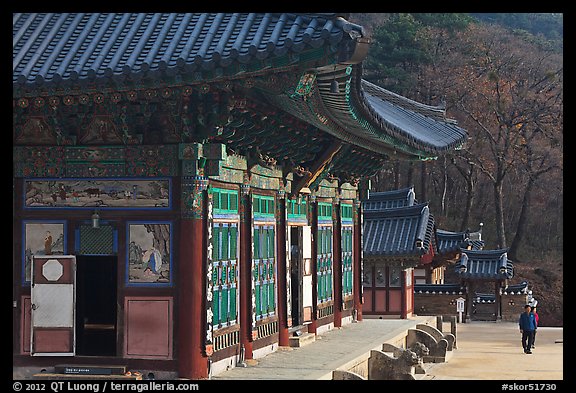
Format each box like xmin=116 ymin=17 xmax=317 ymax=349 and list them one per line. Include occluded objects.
xmin=289 ymin=332 xmax=316 ymax=348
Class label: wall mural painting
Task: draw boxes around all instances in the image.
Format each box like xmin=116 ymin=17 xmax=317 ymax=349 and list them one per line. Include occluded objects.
xmin=23 ymin=221 xmax=66 ymax=283
xmin=24 ymin=178 xmax=170 ymax=209
xmin=127 ymin=222 xmax=172 ymax=286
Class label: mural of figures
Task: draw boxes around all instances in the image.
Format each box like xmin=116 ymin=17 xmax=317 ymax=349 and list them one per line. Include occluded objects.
xmin=128 ymin=222 xmax=171 ymax=285
xmin=23 ymin=222 xmax=65 ymax=282
xmin=24 ymin=178 xmax=170 ymax=208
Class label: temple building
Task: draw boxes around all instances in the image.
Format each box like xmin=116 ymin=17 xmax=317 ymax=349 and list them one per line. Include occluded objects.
xmin=13 ymin=13 xmax=467 ymax=379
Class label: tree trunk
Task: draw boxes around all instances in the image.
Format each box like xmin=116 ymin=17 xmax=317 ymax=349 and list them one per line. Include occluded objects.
xmin=493 ymin=180 xmax=507 ymax=249
xmin=508 ymin=177 xmax=534 ymax=261
xmin=441 ymin=156 xmax=448 ymax=217
xmin=420 ymin=161 xmax=427 ymax=202
xmin=459 ymin=173 xmax=475 ymax=232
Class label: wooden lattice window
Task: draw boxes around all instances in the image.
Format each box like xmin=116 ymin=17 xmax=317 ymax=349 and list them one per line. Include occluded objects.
xmin=341 ymin=226 xmax=353 ymax=297
xmin=317 ymin=225 xmax=333 ymax=304
xmin=211 ymin=222 xmax=238 ymax=328
xmin=287 ymin=198 xmax=307 ymax=222
xmin=341 ymin=203 xmax=354 ymax=297
xmin=212 ymin=188 xmax=239 ymax=217
xmin=253 ymin=224 xmax=276 ymax=319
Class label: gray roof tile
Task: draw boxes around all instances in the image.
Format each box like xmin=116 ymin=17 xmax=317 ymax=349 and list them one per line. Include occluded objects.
xmin=362 ymin=186 xmax=416 ymax=211
xmin=13 ymin=13 xmax=356 ymax=85
xmin=455 ymin=249 xmax=514 ymax=280
xmin=363 ymin=202 xmax=434 ymax=257
xmin=436 ymin=229 xmax=484 ymax=254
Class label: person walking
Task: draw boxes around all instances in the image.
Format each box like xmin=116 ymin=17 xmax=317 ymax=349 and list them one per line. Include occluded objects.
xmin=519 ymin=304 xmax=537 ymax=354
xmin=531 ymin=306 xmax=539 ymax=348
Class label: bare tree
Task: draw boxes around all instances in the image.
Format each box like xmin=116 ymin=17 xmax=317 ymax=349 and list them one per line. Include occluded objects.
xmin=446 ymin=24 xmax=563 ymax=250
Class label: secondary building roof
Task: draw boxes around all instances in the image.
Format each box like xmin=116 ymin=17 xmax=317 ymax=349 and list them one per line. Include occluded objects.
xmin=436 ymin=229 xmax=484 ymax=254
xmin=363 ymin=186 xmax=416 ymax=211
xmin=363 ymin=202 xmax=435 ymax=263
xmin=454 ymin=249 xmax=514 ymax=280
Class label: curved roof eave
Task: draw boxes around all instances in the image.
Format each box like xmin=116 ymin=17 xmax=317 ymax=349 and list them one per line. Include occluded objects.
xmin=13 ymin=12 xmax=469 ymax=162
xmin=313 ymin=66 xmax=469 ymax=158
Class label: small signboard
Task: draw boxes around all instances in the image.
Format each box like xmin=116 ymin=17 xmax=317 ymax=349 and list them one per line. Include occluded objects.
xmin=456 ymin=297 xmax=466 ymax=323
xmin=456 ymin=297 xmax=465 ymax=312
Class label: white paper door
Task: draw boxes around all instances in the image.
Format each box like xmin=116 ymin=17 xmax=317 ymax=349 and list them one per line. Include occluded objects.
xmin=31 ymin=255 xmax=76 ymax=356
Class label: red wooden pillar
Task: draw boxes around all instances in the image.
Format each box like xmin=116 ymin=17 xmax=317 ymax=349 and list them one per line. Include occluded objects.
xmin=239 ymin=184 xmax=253 ymax=358
xmin=308 ymin=195 xmax=318 ymax=334
xmin=333 ymin=198 xmax=343 ymax=327
xmin=400 ymin=270 xmax=407 ymax=319
xmin=411 ymin=269 xmax=415 ymax=313
xmin=276 ymin=190 xmax=289 ymax=346
xmin=178 ymin=176 xmax=209 ymax=379
xmin=353 ymin=199 xmax=363 ymax=321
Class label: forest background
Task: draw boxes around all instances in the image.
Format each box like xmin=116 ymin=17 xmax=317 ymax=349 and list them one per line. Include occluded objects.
xmin=348 ymin=13 xmax=563 ymax=326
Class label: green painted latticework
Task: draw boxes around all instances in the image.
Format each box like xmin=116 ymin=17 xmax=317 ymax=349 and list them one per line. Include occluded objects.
xmin=253 ymin=194 xmax=275 ymax=218
xmin=341 ymin=226 xmax=353 ymax=296
xmin=317 ymin=202 xmax=333 ymax=221
xmin=253 ymin=224 xmax=276 ymax=319
xmin=341 ymin=203 xmax=353 ymax=222
xmin=317 ymin=225 xmax=333 ymax=304
xmin=287 ymin=198 xmax=307 ymax=220
xmin=211 ymin=222 xmax=238 ymax=329
xmin=211 ymin=187 xmax=239 ymax=216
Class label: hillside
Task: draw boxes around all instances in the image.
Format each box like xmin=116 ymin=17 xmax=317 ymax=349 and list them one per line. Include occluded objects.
xmin=512 ymin=258 xmax=563 ymax=327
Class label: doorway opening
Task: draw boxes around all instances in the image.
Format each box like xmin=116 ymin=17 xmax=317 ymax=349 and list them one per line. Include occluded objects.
xmin=75 ymin=255 xmax=117 ymax=356
xmin=290 ymin=226 xmax=303 ymax=327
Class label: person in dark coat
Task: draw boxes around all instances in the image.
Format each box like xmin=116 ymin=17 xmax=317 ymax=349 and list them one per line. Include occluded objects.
xmin=519 ymin=304 xmax=537 ymax=354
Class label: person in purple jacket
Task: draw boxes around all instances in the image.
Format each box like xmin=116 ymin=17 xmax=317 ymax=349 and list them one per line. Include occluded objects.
xmin=519 ymin=304 xmax=537 ymax=354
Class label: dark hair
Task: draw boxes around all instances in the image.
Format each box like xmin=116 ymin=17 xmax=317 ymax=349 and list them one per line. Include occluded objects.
xmin=524 ymin=304 xmax=531 ymax=309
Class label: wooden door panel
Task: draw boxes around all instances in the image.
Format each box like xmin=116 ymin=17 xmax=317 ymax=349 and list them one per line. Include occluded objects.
xmin=31 ymin=255 xmax=76 ymax=356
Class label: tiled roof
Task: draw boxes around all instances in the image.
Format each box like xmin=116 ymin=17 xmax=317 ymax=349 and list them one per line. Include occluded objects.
xmin=436 ymin=229 xmax=484 ymax=254
xmin=363 ymin=202 xmax=435 ymax=259
xmin=454 ymin=249 xmax=514 ymax=280
xmin=360 ymin=80 xmax=468 ymax=153
xmin=12 ymin=13 xmax=468 ymax=160
xmin=362 ymin=186 xmax=416 ymax=211
xmin=13 ymin=13 xmax=361 ymax=86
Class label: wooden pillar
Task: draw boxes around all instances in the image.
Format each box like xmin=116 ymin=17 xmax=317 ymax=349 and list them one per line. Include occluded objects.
xmin=308 ymin=195 xmax=318 ymax=334
xmin=276 ymin=190 xmax=289 ymax=346
xmin=239 ymin=184 xmax=253 ymax=359
xmin=352 ymin=199 xmax=363 ymax=321
xmin=333 ymin=197 xmax=343 ymax=327
xmin=178 ymin=175 xmax=209 ymax=380
xmin=411 ymin=269 xmax=415 ymax=312
xmin=400 ymin=269 xmax=407 ymax=319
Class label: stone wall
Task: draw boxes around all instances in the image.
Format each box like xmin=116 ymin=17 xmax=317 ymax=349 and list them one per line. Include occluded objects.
xmin=414 ymin=292 xmax=528 ymax=321
xmin=414 ymin=293 xmax=463 ymax=317
xmin=500 ymin=293 xmax=530 ymax=322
